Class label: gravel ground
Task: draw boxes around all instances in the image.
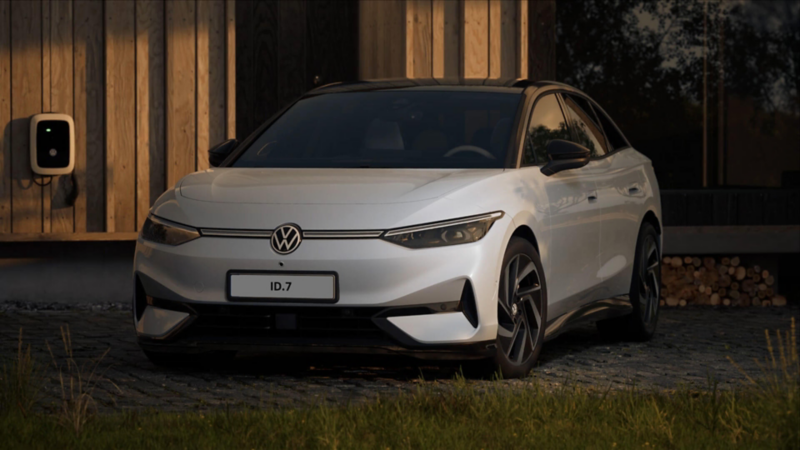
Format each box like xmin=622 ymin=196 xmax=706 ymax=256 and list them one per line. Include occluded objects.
xmin=1 ymin=304 xmax=796 ymax=413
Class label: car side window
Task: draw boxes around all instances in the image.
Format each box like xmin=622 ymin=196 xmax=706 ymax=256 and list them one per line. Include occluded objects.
xmin=523 ymin=94 xmax=572 ymax=166
xmin=562 ymin=94 xmax=608 ymax=157
xmin=592 ymin=102 xmax=629 ymax=150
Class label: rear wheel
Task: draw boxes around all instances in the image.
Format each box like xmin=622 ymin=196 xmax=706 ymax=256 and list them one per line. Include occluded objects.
xmin=597 ymin=222 xmax=661 ymax=341
xmin=490 ymin=237 xmax=547 ymax=379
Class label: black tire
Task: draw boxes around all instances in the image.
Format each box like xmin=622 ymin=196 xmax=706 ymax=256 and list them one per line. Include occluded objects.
xmin=488 ymin=237 xmax=547 ymax=379
xmin=142 ymin=349 xmax=236 ymax=368
xmin=597 ymin=222 xmax=661 ymax=341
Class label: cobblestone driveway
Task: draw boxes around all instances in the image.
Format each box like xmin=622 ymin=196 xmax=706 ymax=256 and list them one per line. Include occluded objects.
xmin=1 ymin=306 xmax=796 ymax=413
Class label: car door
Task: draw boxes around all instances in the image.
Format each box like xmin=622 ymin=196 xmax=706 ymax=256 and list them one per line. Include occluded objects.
xmin=522 ymin=92 xmax=602 ymax=319
xmin=589 ymin=100 xmax=650 ymax=297
xmin=561 ymin=94 xmax=645 ymax=298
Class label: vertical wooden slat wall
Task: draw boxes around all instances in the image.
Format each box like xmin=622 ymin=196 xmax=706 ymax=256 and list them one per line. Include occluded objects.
xmin=50 ymin=0 xmax=75 ymax=233
xmin=165 ymin=0 xmax=196 ymax=190
xmin=0 ymin=0 xmax=10 ymax=234
xmin=135 ymin=0 xmax=165 ymax=230
xmin=363 ymin=0 xmax=532 ymax=81
xmin=10 ymin=0 xmax=43 ymax=234
xmin=234 ymin=0 xmax=358 ymax=140
xmin=358 ymin=0 xmax=407 ymax=79
xmin=74 ymin=0 xmax=105 ymax=233
xmin=42 ymin=0 xmax=51 ymax=233
xmin=105 ymin=0 xmax=136 ymax=232
xmin=0 ymin=0 xmax=235 ymax=239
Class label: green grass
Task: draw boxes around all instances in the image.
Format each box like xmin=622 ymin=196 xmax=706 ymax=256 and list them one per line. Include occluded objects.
xmin=1 ymin=381 xmax=798 ymax=449
xmin=1 ymin=321 xmax=798 ymax=449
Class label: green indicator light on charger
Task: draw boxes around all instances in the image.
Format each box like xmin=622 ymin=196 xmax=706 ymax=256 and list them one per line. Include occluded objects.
xmin=46 ymin=128 xmax=51 ymax=132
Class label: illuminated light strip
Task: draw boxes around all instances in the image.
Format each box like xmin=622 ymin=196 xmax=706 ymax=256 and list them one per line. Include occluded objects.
xmin=383 ymin=211 xmax=505 ymax=237
xmin=303 ymin=230 xmax=384 ymax=239
xmin=198 ymin=211 xmax=504 ymax=240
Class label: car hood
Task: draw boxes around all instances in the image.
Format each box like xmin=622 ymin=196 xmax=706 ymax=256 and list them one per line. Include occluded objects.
xmin=179 ymin=168 xmax=504 ymax=205
xmin=153 ymin=168 xmax=507 ymax=230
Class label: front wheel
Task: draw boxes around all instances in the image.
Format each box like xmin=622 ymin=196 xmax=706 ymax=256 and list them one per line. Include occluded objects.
xmin=489 ymin=237 xmax=547 ymax=379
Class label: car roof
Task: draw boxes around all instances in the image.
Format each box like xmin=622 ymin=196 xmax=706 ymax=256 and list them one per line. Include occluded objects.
xmin=304 ymin=78 xmax=583 ymax=97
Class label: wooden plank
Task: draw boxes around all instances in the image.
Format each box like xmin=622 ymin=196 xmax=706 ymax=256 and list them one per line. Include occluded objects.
xmin=359 ymin=0 xmax=406 ymax=79
xmin=208 ymin=0 xmax=226 ymax=150
xmin=405 ymin=0 xmax=413 ymax=77
xmin=0 ymin=231 xmax=139 ymax=242
xmin=136 ymin=0 xmax=165 ymax=230
xmin=49 ymin=0 xmax=74 ymax=233
xmin=197 ymin=0 xmax=210 ymax=171
xmin=306 ymin=0 xmax=358 ymax=90
xmin=10 ymin=0 xmax=42 ymax=233
xmin=225 ymin=0 xmax=235 ymax=139
xmin=234 ymin=0 xmax=255 ymax=138
xmin=489 ymin=0 xmax=515 ymax=79
xmin=463 ymin=0 xmax=488 ymax=78
xmin=488 ymin=0 xmax=500 ymax=78
xmin=251 ymin=0 xmax=277 ymax=128
xmin=516 ymin=0 xmax=527 ymax=78
xmin=369 ymin=0 xmax=406 ymax=78
xmin=528 ymin=0 xmax=556 ymax=81
xmin=166 ymin=0 xmax=196 ymax=188
xmin=408 ymin=0 xmax=432 ymax=78
xmin=384 ymin=0 xmax=407 ymax=78
xmin=196 ymin=0 xmax=226 ymax=172
xmin=105 ymin=0 xmax=136 ymax=232
xmin=357 ymin=0 xmax=376 ymax=79
xmin=432 ymin=0 xmax=459 ymax=78
xmin=277 ymin=1 xmax=306 ymax=108
xmin=74 ymin=0 xmax=105 ymax=232
xmin=0 ymin=0 xmax=11 ymax=234
xmin=41 ymin=0 xmax=50 ymax=233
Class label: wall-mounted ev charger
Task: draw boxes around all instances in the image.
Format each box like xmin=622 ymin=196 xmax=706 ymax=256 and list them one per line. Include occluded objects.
xmin=30 ymin=113 xmax=75 ymax=176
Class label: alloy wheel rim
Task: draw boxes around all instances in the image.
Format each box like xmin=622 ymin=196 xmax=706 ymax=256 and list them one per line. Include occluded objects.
xmin=639 ymin=236 xmax=660 ymax=329
xmin=497 ymin=254 xmax=543 ymax=366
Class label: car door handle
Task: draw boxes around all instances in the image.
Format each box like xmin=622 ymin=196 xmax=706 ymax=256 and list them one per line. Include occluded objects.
xmin=588 ymin=192 xmax=598 ymax=202
xmin=628 ymin=186 xmax=640 ymax=195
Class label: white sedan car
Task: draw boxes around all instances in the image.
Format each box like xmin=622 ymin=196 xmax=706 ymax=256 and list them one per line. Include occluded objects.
xmin=134 ymin=79 xmax=662 ymax=378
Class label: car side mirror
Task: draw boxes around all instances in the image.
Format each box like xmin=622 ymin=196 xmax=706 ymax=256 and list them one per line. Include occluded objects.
xmin=208 ymin=139 xmax=238 ymax=167
xmin=540 ymin=139 xmax=591 ymax=176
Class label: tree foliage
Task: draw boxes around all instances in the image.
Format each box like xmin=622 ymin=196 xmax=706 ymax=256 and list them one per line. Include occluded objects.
xmin=557 ymin=0 xmax=799 ymax=144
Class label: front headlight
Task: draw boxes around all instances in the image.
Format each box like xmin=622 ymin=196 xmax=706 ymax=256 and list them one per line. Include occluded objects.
xmin=141 ymin=215 xmax=200 ymax=246
xmin=381 ymin=211 xmax=504 ymax=249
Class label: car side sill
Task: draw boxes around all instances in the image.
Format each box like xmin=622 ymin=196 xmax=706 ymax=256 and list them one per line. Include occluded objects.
xmin=543 ymin=296 xmax=632 ymax=342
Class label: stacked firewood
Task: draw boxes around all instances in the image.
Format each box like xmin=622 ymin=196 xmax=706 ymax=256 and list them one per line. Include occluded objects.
xmin=660 ymin=256 xmax=788 ymax=308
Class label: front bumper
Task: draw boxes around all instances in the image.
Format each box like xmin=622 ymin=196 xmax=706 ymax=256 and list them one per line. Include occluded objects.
xmin=133 ymin=216 xmax=510 ymax=356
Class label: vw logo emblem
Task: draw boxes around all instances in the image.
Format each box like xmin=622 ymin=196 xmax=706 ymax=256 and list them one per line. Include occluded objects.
xmin=271 ymin=224 xmax=302 ymax=254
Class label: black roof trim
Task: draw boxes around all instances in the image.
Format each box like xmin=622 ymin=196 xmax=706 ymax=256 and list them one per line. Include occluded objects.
xmin=304 ymin=78 xmax=554 ymax=96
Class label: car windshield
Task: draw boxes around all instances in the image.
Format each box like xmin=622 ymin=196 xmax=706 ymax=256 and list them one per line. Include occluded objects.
xmin=232 ymin=90 xmax=522 ymax=169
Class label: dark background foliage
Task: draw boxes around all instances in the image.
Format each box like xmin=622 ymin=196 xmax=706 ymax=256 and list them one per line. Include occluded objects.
xmin=556 ymin=0 xmax=800 ymax=189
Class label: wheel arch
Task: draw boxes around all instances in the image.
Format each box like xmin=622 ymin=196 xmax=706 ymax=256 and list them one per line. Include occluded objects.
xmin=640 ymin=209 xmax=663 ymax=263
xmin=642 ymin=210 xmax=662 ymax=237
xmin=510 ymin=224 xmax=540 ymax=255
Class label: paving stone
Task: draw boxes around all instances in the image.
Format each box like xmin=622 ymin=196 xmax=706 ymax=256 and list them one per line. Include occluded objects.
xmin=0 ymin=306 xmax=796 ymax=412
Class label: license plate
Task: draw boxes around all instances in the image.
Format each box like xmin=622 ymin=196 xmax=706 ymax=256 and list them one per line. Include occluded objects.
xmin=228 ymin=272 xmax=337 ymax=301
